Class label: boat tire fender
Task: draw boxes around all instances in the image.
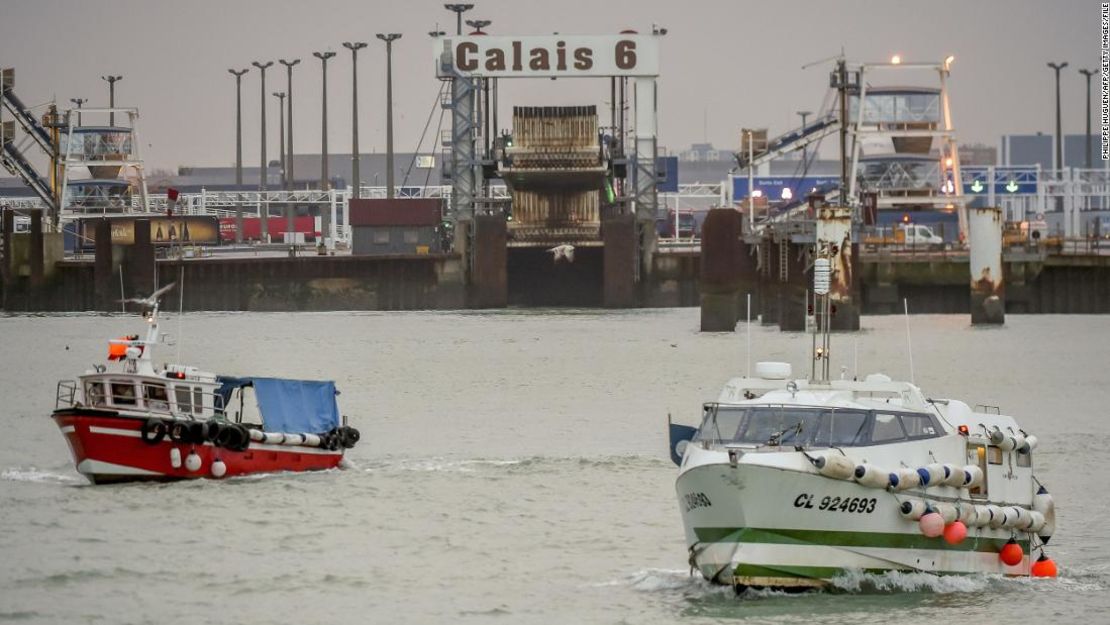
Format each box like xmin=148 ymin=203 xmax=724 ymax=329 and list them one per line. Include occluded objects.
xmin=141 ymin=418 xmax=168 ymax=445
xmin=168 ymin=420 xmax=191 ymax=443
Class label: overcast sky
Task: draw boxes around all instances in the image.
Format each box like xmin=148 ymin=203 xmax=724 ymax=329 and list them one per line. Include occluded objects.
xmin=0 ymin=0 xmax=1096 ymax=171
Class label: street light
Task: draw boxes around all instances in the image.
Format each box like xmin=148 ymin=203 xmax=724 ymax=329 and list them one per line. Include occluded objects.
xmin=101 ymin=75 xmax=122 ymax=125
xmin=279 ymin=59 xmax=300 ymax=190
xmin=313 ymin=51 xmax=336 ymax=192
xmin=465 ymin=19 xmax=490 ymax=34
xmin=376 ymin=34 xmax=402 ymax=199
xmin=227 ymin=69 xmax=248 ymax=187
xmin=1047 ymin=62 xmax=1068 ymax=174
xmin=69 ymin=98 xmax=86 ymax=126
xmin=273 ymin=91 xmax=287 ymax=188
xmin=344 ymin=42 xmax=369 ymax=199
xmin=444 ymin=4 xmax=474 ymax=35
xmin=1079 ymin=68 xmax=1096 ymax=170
xmin=252 ymin=60 xmax=274 ymax=242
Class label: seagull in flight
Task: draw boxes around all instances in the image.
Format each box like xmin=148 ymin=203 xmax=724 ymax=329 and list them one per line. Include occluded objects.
xmin=118 ymin=282 xmax=177 ymax=308
xmin=547 ymin=244 xmax=575 ymax=263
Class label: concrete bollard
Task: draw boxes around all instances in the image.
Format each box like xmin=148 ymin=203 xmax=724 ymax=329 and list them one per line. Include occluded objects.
xmin=968 ymin=207 xmax=1004 ymax=325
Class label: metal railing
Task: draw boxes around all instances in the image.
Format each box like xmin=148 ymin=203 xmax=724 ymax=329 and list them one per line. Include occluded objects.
xmin=58 ymin=377 xmax=229 ymax=421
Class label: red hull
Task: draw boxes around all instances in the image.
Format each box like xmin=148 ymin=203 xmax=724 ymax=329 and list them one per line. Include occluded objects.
xmin=52 ymin=409 xmax=343 ymax=484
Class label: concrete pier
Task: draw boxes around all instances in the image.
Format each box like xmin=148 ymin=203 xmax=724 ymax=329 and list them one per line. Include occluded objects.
xmin=602 ymin=214 xmax=637 ymax=308
xmin=968 ymin=207 xmax=1004 ymax=325
xmin=128 ymin=219 xmax=155 ymax=297
xmin=699 ymin=208 xmax=744 ymax=331
xmin=469 ymin=215 xmax=508 ymax=308
xmin=93 ymin=219 xmax=114 ymax=312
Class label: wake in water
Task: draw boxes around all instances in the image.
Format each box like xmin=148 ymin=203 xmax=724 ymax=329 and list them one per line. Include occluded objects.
xmin=1 ymin=466 xmax=81 ymax=485
xmin=362 ymin=454 xmax=669 ymax=474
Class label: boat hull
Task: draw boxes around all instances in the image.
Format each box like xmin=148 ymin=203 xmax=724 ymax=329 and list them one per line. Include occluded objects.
xmin=52 ymin=409 xmax=344 ymax=484
xmin=676 ymin=459 xmax=1031 ymax=588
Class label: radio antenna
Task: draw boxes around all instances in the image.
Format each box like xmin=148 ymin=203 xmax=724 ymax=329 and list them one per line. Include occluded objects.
xmin=903 ymin=298 xmax=915 ymax=384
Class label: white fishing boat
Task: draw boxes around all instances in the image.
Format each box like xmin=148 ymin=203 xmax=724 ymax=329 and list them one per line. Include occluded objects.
xmin=669 ymin=253 xmax=1059 ymax=591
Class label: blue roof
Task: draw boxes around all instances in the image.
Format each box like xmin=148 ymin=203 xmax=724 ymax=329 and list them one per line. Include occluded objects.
xmin=216 ymin=376 xmax=340 ymax=433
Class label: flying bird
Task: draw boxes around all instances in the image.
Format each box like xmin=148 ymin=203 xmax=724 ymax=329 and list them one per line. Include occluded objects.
xmin=547 ymin=244 xmax=575 ymax=263
xmin=117 ymin=282 xmax=177 ymax=308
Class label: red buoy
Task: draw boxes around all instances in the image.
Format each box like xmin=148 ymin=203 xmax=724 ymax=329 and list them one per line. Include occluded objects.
xmin=943 ymin=521 xmax=968 ymax=545
xmin=1031 ymin=553 xmax=1058 ymax=578
xmin=999 ymin=538 xmax=1024 ymax=566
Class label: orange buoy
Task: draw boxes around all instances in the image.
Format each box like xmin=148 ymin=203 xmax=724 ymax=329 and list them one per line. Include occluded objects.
xmin=1031 ymin=553 xmax=1058 ymax=578
xmin=943 ymin=521 xmax=968 ymax=545
xmin=999 ymin=538 xmax=1024 ymax=566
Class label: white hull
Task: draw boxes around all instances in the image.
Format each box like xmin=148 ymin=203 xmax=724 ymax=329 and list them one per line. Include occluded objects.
xmin=677 ymin=451 xmax=1031 ymax=588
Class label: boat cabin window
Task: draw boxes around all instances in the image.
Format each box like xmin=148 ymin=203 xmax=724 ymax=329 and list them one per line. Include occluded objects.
xmin=85 ymin=381 xmax=105 ymax=406
xmin=694 ymin=405 xmax=943 ymax=447
xmin=1016 ymin=450 xmax=1031 ymax=468
xmin=968 ymin=443 xmax=988 ymax=497
xmin=871 ymin=413 xmax=906 ymax=442
xmin=175 ymin=386 xmax=194 ymax=414
xmin=110 ymin=381 xmax=137 ymax=406
xmin=143 ymin=383 xmax=169 ymax=412
xmin=193 ymin=387 xmax=204 ymax=415
xmin=987 ymin=446 xmax=1003 ymax=465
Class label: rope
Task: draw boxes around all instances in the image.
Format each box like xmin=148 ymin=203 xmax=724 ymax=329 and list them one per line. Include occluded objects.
xmin=401 ymin=82 xmax=446 ymax=188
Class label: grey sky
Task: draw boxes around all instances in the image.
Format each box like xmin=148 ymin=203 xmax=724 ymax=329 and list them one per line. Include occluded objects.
xmin=0 ymin=0 xmax=1095 ymax=171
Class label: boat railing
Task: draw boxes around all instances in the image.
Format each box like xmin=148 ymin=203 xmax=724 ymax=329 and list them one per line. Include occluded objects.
xmin=55 ymin=380 xmax=77 ymax=410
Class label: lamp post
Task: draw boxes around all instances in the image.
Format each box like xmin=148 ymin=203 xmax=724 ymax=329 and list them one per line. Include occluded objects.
xmin=797 ymin=110 xmax=812 ymax=163
xmin=252 ymin=60 xmax=274 ymax=242
xmin=464 ymin=20 xmax=491 ymax=160
xmin=465 ymin=18 xmax=490 ymax=34
xmin=343 ymin=42 xmax=368 ymax=198
xmin=69 ymin=98 xmax=86 ymax=126
xmin=1047 ymin=62 xmax=1068 ymax=173
xmin=376 ymin=34 xmax=402 ymax=199
xmin=274 ymin=91 xmax=286 ymax=188
xmin=279 ymin=59 xmax=300 ymax=190
xmin=100 ymin=75 xmax=122 ymax=125
xmin=313 ymin=51 xmax=336 ymax=192
xmin=444 ymin=4 xmax=474 ymax=35
xmin=1079 ymin=68 xmax=1096 ymax=170
xmin=228 ymin=69 xmax=248 ymax=187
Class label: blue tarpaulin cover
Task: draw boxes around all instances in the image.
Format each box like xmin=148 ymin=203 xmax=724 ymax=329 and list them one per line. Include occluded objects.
xmin=216 ymin=376 xmax=340 ymax=434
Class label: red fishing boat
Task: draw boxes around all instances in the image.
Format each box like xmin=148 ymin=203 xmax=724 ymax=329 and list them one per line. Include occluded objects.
xmin=52 ymin=284 xmax=359 ymax=484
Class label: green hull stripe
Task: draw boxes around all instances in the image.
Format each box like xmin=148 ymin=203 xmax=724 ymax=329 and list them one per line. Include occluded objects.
xmin=694 ymin=527 xmax=1029 ymax=554
xmin=734 ymin=563 xmax=883 ymax=580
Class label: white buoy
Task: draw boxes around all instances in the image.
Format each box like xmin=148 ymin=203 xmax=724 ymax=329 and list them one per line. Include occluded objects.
xmin=972 ymin=504 xmax=993 ymax=528
xmin=262 ymin=432 xmax=285 ymax=445
xmin=986 ymin=505 xmax=1006 ymax=529
xmin=999 ymin=435 xmax=1017 ymax=452
xmin=891 ymin=467 xmax=922 ymax=491
xmin=249 ymin=429 xmax=266 ymax=442
xmin=211 ymin=459 xmax=227 ymax=478
xmin=281 ymin=433 xmax=306 ymax=446
xmin=1033 ymin=486 xmax=1056 ymax=543
xmin=918 ymin=464 xmax=946 ymax=487
xmin=854 ymin=464 xmax=891 ymax=489
xmin=169 ymin=448 xmax=182 ymax=469
xmin=302 ymin=433 xmax=322 ymax=448
xmin=1001 ymin=506 xmax=1023 ymax=528
xmin=814 ymin=454 xmax=855 ymax=480
xmin=184 ymin=451 xmax=202 ymax=472
xmin=989 ymin=429 xmax=1005 ymax=445
xmin=956 ymin=503 xmax=978 ymax=525
xmin=962 ymin=465 xmax=984 ymax=488
xmin=1018 ymin=435 xmax=1038 ymax=454
xmin=1027 ymin=510 xmax=1046 ymax=533
xmin=942 ymin=463 xmax=965 ymax=487
xmin=935 ymin=503 xmax=959 ymax=524
xmin=899 ymin=499 xmax=927 ymax=520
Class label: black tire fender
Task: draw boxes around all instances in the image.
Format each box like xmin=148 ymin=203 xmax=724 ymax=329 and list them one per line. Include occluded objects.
xmin=141 ymin=418 xmax=167 ymax=445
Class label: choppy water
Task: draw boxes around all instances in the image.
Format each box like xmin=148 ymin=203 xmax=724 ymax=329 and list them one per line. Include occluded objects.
xmin=1 ymin=310 xmax=1108 ymax=624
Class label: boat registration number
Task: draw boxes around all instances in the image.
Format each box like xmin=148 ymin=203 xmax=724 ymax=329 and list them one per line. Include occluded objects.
xmin=793 ymin=493 xmax=877 ymax=513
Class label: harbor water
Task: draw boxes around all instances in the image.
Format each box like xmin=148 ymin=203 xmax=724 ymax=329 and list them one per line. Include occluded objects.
xmin=1 ymin=309 xmax=1108 ymax=624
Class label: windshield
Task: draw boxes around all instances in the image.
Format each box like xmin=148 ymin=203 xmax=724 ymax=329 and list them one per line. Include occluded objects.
xmin=694 ymin=405 xmax=934 ymax=447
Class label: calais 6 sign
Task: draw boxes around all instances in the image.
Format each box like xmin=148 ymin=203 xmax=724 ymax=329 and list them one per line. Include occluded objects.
xmin=435 ymin=35 xmax=660 ymax=78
